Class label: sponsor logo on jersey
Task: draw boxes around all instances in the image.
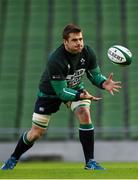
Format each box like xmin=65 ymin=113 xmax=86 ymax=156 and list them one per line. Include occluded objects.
xmin=52 ymin=75 xmax=61 ymax=79
xmin=66 ymin=68 xmax=85 ymax=87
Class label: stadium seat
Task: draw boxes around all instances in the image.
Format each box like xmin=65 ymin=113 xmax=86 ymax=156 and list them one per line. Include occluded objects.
xmin=0 ymin=0 xmax=138 ymax=140
xmin=126 ymin=0 xmax=138 ymax=138
xmin=20 ymin=0 xmax=48 ymax=128
xmin=0 ymin=0 xmax=26 ymax=139
xmin=98 ymin=0 xmax=124 ymax=139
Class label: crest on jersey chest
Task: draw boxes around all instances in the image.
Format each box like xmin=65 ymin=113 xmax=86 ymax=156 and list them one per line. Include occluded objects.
xmin=80 ymin=58 xmax=85 ymax=65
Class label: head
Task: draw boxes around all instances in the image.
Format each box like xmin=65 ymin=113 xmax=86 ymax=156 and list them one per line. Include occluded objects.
xmin=62 ymin=24 xmax=84 ymax=54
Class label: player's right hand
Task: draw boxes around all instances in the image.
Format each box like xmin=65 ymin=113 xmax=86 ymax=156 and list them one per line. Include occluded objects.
xmin=80 ymin=90 xmax=102 ymax=101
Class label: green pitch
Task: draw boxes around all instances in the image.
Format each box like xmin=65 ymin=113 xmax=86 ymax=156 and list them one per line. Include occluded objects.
xmin=0 ymin=162 xmax=138 ymax=179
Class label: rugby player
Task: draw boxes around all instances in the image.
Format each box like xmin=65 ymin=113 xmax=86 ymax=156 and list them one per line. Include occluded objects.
xmin=1 ymin=24 xmax=121 ymax=170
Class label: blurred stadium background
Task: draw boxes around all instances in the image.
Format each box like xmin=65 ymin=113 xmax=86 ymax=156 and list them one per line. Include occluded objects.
xmin=0 ymin=0 xmax=138 ymax=161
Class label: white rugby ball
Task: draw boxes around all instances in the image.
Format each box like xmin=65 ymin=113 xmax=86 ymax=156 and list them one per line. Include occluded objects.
xmin=107 ymin=45 xmax=132 ymax=66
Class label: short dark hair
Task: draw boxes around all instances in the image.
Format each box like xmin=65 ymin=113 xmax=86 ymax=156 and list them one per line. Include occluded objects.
xmin=62 ymin=23 xmax=82 ymax=40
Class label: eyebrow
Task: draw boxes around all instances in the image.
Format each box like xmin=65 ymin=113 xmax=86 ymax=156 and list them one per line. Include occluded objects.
xmin=72 ymin=37 xmax=83 ymax=41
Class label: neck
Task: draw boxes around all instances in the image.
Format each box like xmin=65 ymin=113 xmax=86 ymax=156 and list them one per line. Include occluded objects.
xmin=64 ymin=45 xmax=79 ymax=54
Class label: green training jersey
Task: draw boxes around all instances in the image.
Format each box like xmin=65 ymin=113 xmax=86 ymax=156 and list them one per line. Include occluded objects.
xmin=39 ymin=44 xmax=106 ymax=101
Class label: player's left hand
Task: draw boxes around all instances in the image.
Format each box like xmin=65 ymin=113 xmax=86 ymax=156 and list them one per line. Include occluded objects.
xmin=102 ymin=73 xmax=122 ymax=95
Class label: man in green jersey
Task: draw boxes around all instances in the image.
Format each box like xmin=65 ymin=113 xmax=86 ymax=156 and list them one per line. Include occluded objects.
xmin=1 ymin=24 xmax=121 ymax=170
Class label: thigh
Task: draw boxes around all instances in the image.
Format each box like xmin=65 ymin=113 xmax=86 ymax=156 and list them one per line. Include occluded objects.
xmin=34 ymin=97 xmax=62 ymax=115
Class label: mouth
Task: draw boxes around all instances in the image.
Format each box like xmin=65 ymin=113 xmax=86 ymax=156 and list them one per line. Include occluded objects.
xmin=75 ymin=45 xmax=82 ymax=49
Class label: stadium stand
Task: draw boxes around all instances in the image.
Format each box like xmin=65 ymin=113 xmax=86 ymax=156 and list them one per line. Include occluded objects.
xmin=127 ymin=0 xmax=138 ymax=138
xmin=0 ymin=0 xmax=138 ymax=140
xmin=0 ymin=0 xmax=26 ymax=139
xmin=100 ymin=0 xmax=125 ymax=138
xmin=20 ymin=0 xmax=49 ymax=129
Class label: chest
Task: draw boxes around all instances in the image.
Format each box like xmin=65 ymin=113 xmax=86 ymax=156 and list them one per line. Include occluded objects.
xmin=65 ymin=55 xmax=87 ymax=87
xmin=66 ymin=54 xmax=87 ymax=74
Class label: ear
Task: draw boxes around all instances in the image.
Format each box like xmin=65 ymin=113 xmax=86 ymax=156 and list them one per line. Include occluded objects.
xmin=63 ymin=39 xmax=67 ymax=45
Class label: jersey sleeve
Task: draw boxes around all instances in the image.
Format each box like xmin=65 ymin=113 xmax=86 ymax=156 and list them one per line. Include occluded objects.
xmin=47 ymin=56 xmax=81 ymax=101
xmin=86 ymin=66 xmax=107 ymax=88
xmin=86 ymin=46 xmax=107 ymax=88
xmin=51 ymin=80 xmax=81 ymax=101
xmin=47 ymin=58 xmax=67 ymax=80
xmin=86 ymin=45 xmax=99 ymax=70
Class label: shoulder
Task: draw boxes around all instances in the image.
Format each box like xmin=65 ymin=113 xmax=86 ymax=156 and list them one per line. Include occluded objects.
xmin=83 ymin=45 xmax=96 ymax=56
xmin=83 ymin=45 xmax=98 ymax=69
xmin=49 ymin=44 xmax=65 ymax=61
xmin=47 ymin=44 xmax=68 ymax=70
xmin=82 ymin=45 xmax=97 ymax=62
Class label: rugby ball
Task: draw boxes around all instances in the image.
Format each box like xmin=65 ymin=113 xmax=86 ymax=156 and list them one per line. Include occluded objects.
xmin=107 ymin=45 xmax=132 ymax=66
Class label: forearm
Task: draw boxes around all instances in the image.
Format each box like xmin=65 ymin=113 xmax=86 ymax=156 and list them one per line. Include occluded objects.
xmin=51 ymin=80 xmax=81 ymax=101
xmin=51 ymin=80 xmax=102 ymax=102
xmin=87 ymin=66 xmax=107 ymax=88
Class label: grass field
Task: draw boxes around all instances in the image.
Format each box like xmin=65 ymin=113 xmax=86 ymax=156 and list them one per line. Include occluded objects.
xmin=0 ymin=161 xmax=138 ymax=179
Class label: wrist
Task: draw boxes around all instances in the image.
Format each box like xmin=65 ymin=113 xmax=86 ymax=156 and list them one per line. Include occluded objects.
xmin=101 ymin=80 xmax=106 ymax=89
xmin=75 ymin=91 xmax=81 ymax=100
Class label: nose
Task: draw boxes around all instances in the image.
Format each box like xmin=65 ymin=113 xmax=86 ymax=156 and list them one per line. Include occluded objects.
xmin=77 ymin=40 xmax=81 ymax=45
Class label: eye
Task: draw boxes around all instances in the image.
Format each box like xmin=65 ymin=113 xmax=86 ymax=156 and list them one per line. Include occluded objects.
xmin=72 ymin=39 xmax=77 ymax=42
